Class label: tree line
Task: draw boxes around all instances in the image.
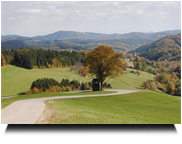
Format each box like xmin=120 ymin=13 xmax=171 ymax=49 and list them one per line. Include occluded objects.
xmin=133 ymin=56 xmax=181 ymax=79
xmin=129 ymin=56 xmax=181 ymax=96
xmin=1 ymin=48 xmax=86 ymax=69
xmin=142 ymin=72 xmax=181 ymax=96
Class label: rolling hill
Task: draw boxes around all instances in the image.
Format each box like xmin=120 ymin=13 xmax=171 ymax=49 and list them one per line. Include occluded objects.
xmin=2 ymin=30 xmax=181 ymax=40
xmin=1 ymin=30 xmax=181 ymax=52
xmin=127 ymin=33 xmax=181 ymax=61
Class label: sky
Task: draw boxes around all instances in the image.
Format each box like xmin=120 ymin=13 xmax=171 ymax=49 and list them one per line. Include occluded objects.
xmin=1 ymin=0 xmax=181 ymax=37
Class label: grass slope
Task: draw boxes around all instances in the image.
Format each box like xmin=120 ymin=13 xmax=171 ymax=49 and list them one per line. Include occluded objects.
xmin=110 ymin=68 xmax=155 ymax=90
xmin=1 ymin=66 xmax=92 ymax=96
xmin=41 ymin=91 xmax=181 ymax=124
xmin=1 ymin=66 xmax=154 ymax=96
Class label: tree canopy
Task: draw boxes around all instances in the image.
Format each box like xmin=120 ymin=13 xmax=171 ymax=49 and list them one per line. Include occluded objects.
xmin=84 ymin=45 xmax=125 ymax=89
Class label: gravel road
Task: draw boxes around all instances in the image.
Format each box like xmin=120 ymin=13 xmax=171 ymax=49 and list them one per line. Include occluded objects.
xmin=1 ymin=89 xmax=138 ymax=124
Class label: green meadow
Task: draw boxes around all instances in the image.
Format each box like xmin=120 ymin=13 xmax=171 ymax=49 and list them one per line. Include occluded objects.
xmin=1 ymin=65 xmax=92 ymax=96
xmin=39 ymin=91 xmax=181 ymax=124
xmin=1 ymin=65 xmax=155 ymax=96
xmin=1 ymin=65 xmax=181 ymax=124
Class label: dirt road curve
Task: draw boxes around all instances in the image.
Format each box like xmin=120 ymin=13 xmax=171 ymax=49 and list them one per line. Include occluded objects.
xmin=1 ymin=89 xmax=138 ymax=124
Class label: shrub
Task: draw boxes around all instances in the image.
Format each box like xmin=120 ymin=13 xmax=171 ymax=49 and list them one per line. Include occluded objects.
xmin=157 ymin=82 xmax=166 ymax=92
xmin=62 ymin=86 xmax=66 ymax=92
xmin=130 ymin=70 xmax=135 ymax=73
xmin=33 ymin=87 xmax=40 ymax=94
xmin=174 ymin=87 xmax=181 ymax=96
xmin=135 ymin=70 xmax=140 ymax=76
xmin=149 ymin=82 xmax=157 ymax=91
xmin=155 ymin=73 xmax=160 ymax=82
xmin=52 ymin=88 xmax=58 ymax=93
xmin=66 ymin=86 xmax=72 ymax=92
xmin=142 ymin=81 xmax=150 ymax=89
xmin=85 ymin=83 xmax=90 ymax=90
xmin=166 ymin=81 xmax=175 ymax=94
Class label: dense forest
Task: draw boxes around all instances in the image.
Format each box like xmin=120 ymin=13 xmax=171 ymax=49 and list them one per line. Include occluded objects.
xmin=1 ymin=48 xmax=86 ymax=69
xmin=127 ymin=34 xmax=181 ymax=61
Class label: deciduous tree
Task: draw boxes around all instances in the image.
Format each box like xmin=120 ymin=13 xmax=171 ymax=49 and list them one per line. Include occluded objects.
xmin=84 ymin=45 xmax=125 ymax=90
xmin=166 ymin=81 xmax=175 ymax=94
xmin=1 ymin=54 xmax=6 ymax=66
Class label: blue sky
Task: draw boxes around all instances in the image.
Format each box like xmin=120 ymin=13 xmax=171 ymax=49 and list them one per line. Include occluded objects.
xmin=1 ymin=1 xmax=181 ymax=36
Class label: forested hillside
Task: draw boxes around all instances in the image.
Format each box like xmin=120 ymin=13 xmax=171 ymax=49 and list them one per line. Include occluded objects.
xmin=127 ymin=34 xmax=181 ymax=61
xmin=1 ymin=38 xmax=153 ymax=52
xmin=1 ymin=48 xmax=86 ymax=69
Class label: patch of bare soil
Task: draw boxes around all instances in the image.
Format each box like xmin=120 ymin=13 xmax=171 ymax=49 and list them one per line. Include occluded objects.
xmin=35 ymin=101 xmax=55 ymax=124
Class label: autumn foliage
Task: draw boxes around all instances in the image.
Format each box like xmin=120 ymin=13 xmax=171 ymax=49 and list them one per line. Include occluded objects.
xmin=1 ymin=54 xmax=7 ymax=66
xmin=142 ymin=72 xmax=181 ymax=96
xmin=166 ymin=81 xmax=175 ymax=94
xmin=80 ymin=67 xmax=87 ymax=77
xmin=84 ymin=45 xmax=125 ymax=89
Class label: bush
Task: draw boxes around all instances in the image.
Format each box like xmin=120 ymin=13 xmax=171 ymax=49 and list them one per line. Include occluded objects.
xmin=166 ymin=81 xmax=175 ymax=94
xmin=157 ymin=82 xmax=166 ymax=92
xmin=174 ymin=87 xmax=181 ymax=96
xmin=149 ymin=82 xmax=157 ymax=91
xmin=130 ymin=70 xmax=135 ymax=73
xmin=142 ymin=81 xmax=150 ymax=89
xmin=66 ymin=86 xmax=72 ymax=92
xmin=135 ymin=70 xmax=140 ymax=76
xmin=142 ymin=80 xmax=157 ymax=91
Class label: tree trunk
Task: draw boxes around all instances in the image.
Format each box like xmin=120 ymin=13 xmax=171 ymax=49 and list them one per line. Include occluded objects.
xmin=100 ymin=81 xmax=103 ymax=91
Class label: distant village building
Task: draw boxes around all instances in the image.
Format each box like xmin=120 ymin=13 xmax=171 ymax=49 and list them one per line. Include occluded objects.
xmin=134 ymin=51 xmax=137 ymax=57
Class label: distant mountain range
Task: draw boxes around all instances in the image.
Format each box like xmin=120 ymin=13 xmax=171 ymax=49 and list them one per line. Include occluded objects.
xmin=1 ymin=30 xmax=181 ymax=52
xmin=127 ymin=33 xmax=181 ymax=61
xmin=2 ymin=30 xmax=181 ymax=41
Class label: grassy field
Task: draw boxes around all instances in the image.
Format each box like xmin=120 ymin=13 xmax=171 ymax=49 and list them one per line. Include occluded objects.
xmin=38 ymin=91 xmax=181 ymax=124
xmin=1 ymin=65 xmax=155 ymax=96
xmin=108 ymin=68 xmax=155 ymax=90
xmin=1 ymin=65 xmax=92 ymax=96
xmin=1 ymin=65 xmax=181 ymax=124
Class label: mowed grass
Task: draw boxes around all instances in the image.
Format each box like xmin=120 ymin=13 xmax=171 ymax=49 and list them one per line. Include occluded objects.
xmin=1 ymin=65 xmax=92 ymax=96
xmin=1 ymin=65 xmax=154 ymax=96
xmin=41 ymin=91 xmax=181 ymax=124
xmin=109 ymin=68 xmax=155 ymax=90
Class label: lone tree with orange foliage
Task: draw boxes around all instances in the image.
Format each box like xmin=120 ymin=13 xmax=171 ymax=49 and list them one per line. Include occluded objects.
xmin=84 ymin=45 xmax=125 ymax=90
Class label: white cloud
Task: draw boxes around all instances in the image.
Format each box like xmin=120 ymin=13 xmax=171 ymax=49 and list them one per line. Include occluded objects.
xmin=1 ymin=1 xmax=181 ymax=36
xmin=113 ymin=2 xmax=119 ymax=6
xmin=96 ymin=13 xmax=107 ymax=16
xmin=15 ymin=9 xmax=42 ymax=14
